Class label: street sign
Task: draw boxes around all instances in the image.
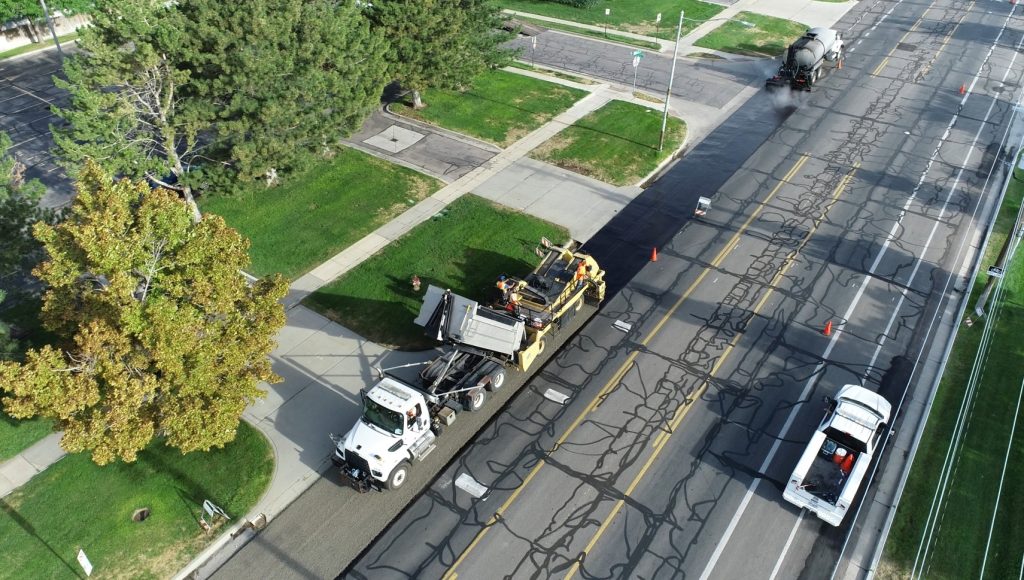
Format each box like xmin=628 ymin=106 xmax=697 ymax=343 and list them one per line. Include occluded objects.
xmin=633 ymin=50 xmax=644 ymax=58
xmin=531 ymin=36 xmax=536 ymax=49
xmin=988 ymin=266 xmax=1004 ymax=278
xmin=605 ymin=8 xmax=610 ymax=15
xmin=632 ymin=55 xmax=641 ymax=68
xmin=203 ymin=499 xmax=230 ymax=520
xmin=77 ymin=549 xmax=93 ymax=577
xmin=656 ymin=13 xmax=662 ymax=23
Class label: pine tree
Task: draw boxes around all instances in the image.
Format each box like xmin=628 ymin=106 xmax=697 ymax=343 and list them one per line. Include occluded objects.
xmin=0 ymin=161 xmax=288 ymax=464
xmin=52 ymin=0 xmax=208 ymax=221
xmin=179 ymin=0 xmax=389 ymax=188
xmin=366 ymin=0 xmax=514 ymax=109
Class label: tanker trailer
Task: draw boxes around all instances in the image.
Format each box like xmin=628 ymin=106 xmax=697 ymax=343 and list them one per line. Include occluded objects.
xmin=766 ymin=27 xmax=844 ymax=91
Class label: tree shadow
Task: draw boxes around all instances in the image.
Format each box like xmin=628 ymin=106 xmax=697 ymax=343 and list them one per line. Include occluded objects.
xmin=0 ymin=498 xmax=82 ymax=578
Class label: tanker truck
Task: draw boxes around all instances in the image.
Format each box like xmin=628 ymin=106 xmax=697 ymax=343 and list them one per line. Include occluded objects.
xmin=766 ymin=27 xmax=844 ymax=91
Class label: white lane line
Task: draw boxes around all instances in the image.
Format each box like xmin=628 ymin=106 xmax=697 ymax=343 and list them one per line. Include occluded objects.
xmin=8 ymin=83 xmax=55 ymax=105
xmin=699 ymin=6 xmax=1019 ymax=580
xmin=862 ymin=25 xmax=1024 ymax=376
xmin=979 ymin=377 xmax=1024 ymax=578
xmin=769 ymin=510 xmax=806 ymax=580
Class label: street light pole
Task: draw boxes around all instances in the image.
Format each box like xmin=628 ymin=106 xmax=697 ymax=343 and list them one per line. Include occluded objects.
xmin=658 ymin=9 xmax=683 ymax=152
xmin=38 ymin=0 xmax=63 ymax=60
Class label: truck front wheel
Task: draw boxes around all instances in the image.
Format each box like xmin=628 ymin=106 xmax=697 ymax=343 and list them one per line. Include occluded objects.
xmin=385 ymin=462 xmax=411 ymax=490
xmin=464 ymin=389 xmax=487 ymax=412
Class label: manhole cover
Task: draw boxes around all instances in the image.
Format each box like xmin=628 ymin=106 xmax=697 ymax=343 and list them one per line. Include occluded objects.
xmin=132 ymin=508 xmax=151 ymax=522
xmin=896 ymin=42 xmax=916 ymax=51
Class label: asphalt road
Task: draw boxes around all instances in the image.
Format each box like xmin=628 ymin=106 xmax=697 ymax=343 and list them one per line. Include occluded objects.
xmin=343 ymin=1 xmax=1024 ymax=579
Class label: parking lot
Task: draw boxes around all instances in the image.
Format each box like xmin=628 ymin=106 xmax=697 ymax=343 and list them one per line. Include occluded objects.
xmin=0 ymin=48 xmax=73 ymax=208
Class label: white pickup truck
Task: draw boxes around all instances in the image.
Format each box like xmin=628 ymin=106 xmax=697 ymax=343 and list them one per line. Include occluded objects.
xmin=783 ymin=384 xmax=891 ymax=526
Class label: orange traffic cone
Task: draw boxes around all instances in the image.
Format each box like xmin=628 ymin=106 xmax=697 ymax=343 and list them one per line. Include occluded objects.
xmin=650 ymin=247 xmax=658 ymax=262
xmin=959 ymin=83 xmax=966 ymax=95
xmin=823 ymin=320 xmax=833 ymax=336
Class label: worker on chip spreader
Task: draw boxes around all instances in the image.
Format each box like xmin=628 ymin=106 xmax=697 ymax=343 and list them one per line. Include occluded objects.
xmin=496 ymin=275 xmax=512 ymax=301
xmin=575 ymin=261 xmax=590 ymax=289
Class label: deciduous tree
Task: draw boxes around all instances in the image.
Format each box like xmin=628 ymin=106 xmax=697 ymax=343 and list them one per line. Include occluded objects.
xmin=0 ymin=161 xmax=288 ymax=464
xmin=0 ymin=0 xmax=93 ymax=43
xmin=365 ymin=0 xmax=514 ymax=109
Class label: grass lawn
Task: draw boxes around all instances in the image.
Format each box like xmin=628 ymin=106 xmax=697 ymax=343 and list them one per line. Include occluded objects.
xmin=0 ymin=33 xmax=78 ymax=61
xmin=530 ymin=99 xmax=685 ymax=186
xmin=303 ymin=195 xmax=568 ymax=350
xmin=499 ymin=0 xmax=724 ymax=39
xmin=391 ymin=69 xmax=587 ymax=147
xmin=881 ymin=165 xmax=1024 ymax=579
xmin=0 ymin=421 xmax=272 ymax=579
xmin=0 ymin=297 xmax=60 ymax=462
xmin=201 ymin=148 xmax=441 ymax=279
xmin=694 ymin=12 xmax=808 ymax=57
xmin=0 ymin=413 xmax=52 ymax=464
xmin=513 ymin=15 xmax=661 ymax=50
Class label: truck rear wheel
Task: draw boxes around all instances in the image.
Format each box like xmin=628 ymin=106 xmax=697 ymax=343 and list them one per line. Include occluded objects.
xmin=486 ymin=370 xmax=505 ymax=391
xmin=385 ymin=462 xmax=410 ymax=490
xmin=464 ymin=389 xmax=487 ymax=412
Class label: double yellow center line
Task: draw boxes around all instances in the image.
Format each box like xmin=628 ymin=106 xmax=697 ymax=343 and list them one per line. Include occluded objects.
xmin=563 ymin=160 xmax=859 ymax=579
xmin=445 ymin=154 xmax=859 ymax=580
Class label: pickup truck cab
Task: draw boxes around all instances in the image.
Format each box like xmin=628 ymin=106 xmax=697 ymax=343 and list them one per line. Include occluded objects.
xmin=782 ymin=384 xmax=891 ymax=526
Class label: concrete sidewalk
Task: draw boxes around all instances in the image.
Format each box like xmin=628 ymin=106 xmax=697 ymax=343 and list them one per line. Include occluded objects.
xmin=0 ymin=433 xmax=65 ymax=498
xmin=282 ymin=84 xmax=620 ymax=309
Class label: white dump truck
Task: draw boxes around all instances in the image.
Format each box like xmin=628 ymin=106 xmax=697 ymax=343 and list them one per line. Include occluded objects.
xmin=330 ymin=285 xmax=527 ymax=491
xmin=782 ymin=384 xmax=891 ymax=526
xmin=330 ymin=241 xmax=605 ymax=492
xmin=766 ymin=27 xmax=844 ymax=91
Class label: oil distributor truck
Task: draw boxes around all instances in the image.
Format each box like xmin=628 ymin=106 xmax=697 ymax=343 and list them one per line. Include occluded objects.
xmin=766 ymin=27 xmax=844 ymax=91
xmin=782 ymin=384 xmax=891 ymax=526
xmin=330 ymin=241 xmax=605 ymax=492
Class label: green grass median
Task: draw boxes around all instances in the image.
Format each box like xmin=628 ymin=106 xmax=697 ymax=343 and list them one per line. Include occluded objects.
xmin=694 ymin=12 xmax=807 ymax=57
xmin=0 ymin=422 xmax=273 ymax=579
xmin=499 ymin=0 xmax=724 ymax=39
xmin=304 ymin=195 xmax=568 ymax=350
xmin=202 ymin=148 xmax=441 ymax=279
xmin=390 ymin=69 xmax=587 ymax=147
xmin=882 ymin=164 xmax=1024 ymax=578
xmin=530 ymin=99 xmax=685 ymax=186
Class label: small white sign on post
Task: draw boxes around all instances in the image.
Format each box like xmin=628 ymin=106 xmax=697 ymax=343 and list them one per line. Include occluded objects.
xmin=531 ymin=35 xmax=537 ymax=49
xmin=77 ymin=549 xmax=93 ymax=577
xmin=632 ymin=55 xmax=641 ymax=69
xmin=605 ymin=8 xmax=610 ymax=15
xmin=656 ymin=13 xmax=662 ymax=23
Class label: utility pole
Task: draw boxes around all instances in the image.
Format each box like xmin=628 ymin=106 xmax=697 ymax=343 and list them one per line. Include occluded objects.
xmin=659 ymin=10 xmax=683 ymax=152
xmin=39 ymin=0 xmax=63 ymax=60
